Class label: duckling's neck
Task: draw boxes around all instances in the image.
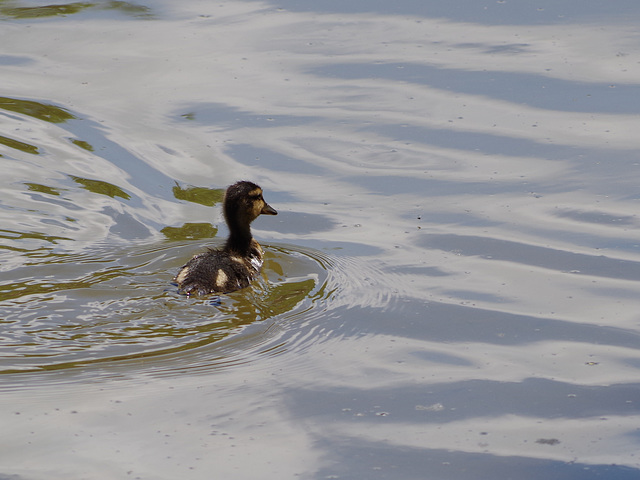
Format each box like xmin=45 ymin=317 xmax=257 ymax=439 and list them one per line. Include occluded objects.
xmin=224 ymin=219 xmax=253 ymax=253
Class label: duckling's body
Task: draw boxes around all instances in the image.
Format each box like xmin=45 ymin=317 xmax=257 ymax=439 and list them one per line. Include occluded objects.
xmin=175 ymin=181 xmax=277 ymax=295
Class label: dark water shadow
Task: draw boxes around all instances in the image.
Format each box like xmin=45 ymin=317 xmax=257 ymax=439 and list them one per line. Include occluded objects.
xmin=328 ymin=300 xmax=640 ymax=351
xmin=422 ymin=233 xmax=640 ymax=282
xmin=285 ymin=375 xmax=640 ymax=478
xmin=313 ymin=437 xmax=640 ymax=480
xmin=309 ymin=63 xmax=640 ymax=114
xmin=273 ymin=0 xmax=640 ymax=26
xmin=288 ymin=377 xmax=640 ymax=424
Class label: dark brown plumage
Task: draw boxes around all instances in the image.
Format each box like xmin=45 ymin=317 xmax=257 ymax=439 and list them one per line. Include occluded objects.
xmin=175 ymin=181 xmax=277 ymax=295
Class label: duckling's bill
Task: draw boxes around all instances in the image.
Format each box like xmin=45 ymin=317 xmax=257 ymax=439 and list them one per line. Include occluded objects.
xmin=262 ymin=203 xmax=277 ymax=215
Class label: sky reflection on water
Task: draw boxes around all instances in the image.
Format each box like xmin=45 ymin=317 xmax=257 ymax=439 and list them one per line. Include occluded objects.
xmin=1 ymin=0 xmax=640 ymax=478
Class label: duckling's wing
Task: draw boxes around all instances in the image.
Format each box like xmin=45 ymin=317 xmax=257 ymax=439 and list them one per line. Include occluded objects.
xmin=175 ymin=250 xmax=254 ymax=295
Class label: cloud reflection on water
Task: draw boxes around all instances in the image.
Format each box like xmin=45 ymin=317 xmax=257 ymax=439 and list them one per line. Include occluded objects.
xmin=1 ymin=1 xmax=640 ymax=478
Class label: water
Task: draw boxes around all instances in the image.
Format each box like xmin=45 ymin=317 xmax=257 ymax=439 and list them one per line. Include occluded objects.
xmin=2 ymin=1 xmax=640 ymax=478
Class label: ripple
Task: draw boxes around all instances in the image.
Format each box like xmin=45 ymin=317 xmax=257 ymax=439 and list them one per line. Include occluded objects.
xmin=0 ymin=240 xmax=383 ymax=380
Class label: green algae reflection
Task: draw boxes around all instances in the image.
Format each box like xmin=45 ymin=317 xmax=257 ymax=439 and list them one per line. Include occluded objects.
xmin=0 ymin=97 xmax=75 ymax=123
xmin=71 ymin=138 xmax=94 ymax=152
xmin=70 ymin=175 xmax=131 ymax=200
xmin=161 ymin=223 xmax=218 ymax=240
xmin=0 ymin=228 xmax=72 ymax=255
xmin=0 ymin=2 xmax=93 ymax=18
xmin=0 ymin=1 xmax=152 ymax=19
xmin=173 ymin=183 xmax=224 ymax=207
xmin=0 ymin=134 xmax=39 ymax=154
xmin=25 ymin=183 xmax=61 ymax=196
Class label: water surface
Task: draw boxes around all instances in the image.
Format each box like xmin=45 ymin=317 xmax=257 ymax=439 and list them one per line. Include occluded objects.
xmin=1 ymin=0 xmax=640 ymax=478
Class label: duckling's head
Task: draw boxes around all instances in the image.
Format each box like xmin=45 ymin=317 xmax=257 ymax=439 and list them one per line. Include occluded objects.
xmin=223 ymin=181 xmax=277 ymax=226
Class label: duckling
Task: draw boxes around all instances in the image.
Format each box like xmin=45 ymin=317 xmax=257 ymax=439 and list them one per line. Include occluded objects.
xmin=175 ymin=181 xmax=277 ymax=295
